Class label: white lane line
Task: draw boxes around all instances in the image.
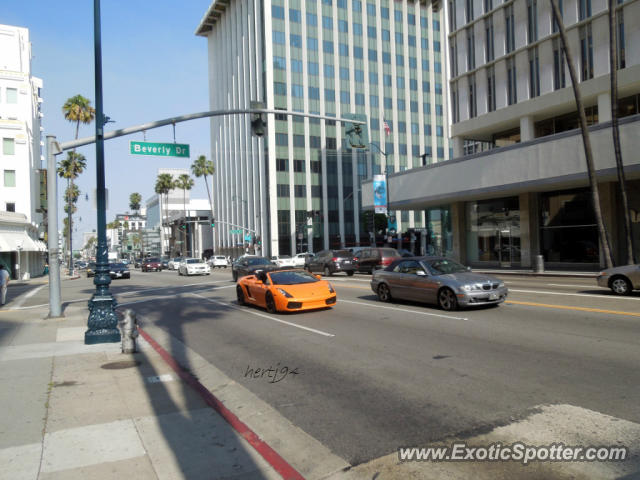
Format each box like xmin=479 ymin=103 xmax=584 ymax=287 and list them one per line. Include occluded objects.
xmin=509 ymin=288 xmax=640 ymax=300
xmin=190 ymin=292 xmax=335 ymax=337
xmin=13 ymin=284 xmax=46 ymax=309
xmin=339 ymin=299 xmax=469 ymax=321
xmin=547 ymin=283 xmax=607 ymax=289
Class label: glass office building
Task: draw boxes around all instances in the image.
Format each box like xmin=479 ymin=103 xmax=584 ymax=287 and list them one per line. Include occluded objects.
xmin=197 ymin=0 xmax=449 ymax=256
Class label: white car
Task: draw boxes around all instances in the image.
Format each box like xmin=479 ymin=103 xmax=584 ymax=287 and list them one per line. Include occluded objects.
xmin=293 ymin=252 xmax=315 ymax=267
xmin=270 ymin=255 xmax=296 ymax=268
xmin=168 ymin=257 xmax=183 ymax=270
xmin=178 ymin=258 xmax=211 ymax=276
xmin=208 ymin=255 xmax=229 ymax=268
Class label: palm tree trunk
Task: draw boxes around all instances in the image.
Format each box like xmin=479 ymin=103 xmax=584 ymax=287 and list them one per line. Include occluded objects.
xmin=608 ymin=0 xmax=635 ymax=264
xmin=203 ymin=174 xmax=215 ymax=255
xmin=182 ymin=189 xmax=187 ymax=257
xmin=550 ymin=0 xmax=614 ymax=269
xmin=67 ymin=178 xmax=73 ymax=272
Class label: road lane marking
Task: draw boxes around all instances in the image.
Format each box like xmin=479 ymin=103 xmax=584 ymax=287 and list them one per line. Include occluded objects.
xmin=190 ymin=292 xmax=335 ymax=337
xmin=13 ymin=285 xmax=46 ymax=309
xmin=509 ymin=288 xmax=640 ymax=301
xmin=547 ymin=283 xmax=608 ymax=289
xmin=506 ymin=300 xmax=640 ymax=317
xmin=339 ymin=299 xmax=469 ymax=321
xmin=117 ymin=280 xmax=231 ymax=297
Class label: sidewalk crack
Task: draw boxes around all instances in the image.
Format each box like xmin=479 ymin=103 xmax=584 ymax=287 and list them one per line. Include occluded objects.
xmin=36 ymin=356 xmax=55 ymax=479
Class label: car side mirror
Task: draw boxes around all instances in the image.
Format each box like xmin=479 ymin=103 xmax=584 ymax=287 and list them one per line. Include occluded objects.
xmin=314 ymin=274 xmax=322 ymax=280
xmin=416 ymin=270 xmax=427 ymax=276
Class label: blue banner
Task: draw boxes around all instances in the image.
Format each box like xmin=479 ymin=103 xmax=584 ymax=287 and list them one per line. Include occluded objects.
xmin=373 ymin=174 xmax=387 ymax=214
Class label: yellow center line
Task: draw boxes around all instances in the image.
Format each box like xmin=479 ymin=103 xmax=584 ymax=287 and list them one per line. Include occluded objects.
xmin=506 ymin=300 xmax=640 ymax=317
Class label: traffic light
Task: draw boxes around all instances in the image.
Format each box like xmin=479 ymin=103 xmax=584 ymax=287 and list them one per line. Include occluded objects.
xmin=250 ymin=101 xmax=266 ymax=137
xmin=256 ymin=236 xmax=261 ymax=246
xmin=344 ymin=113 xmax=368 ymax=149
xmin=211 ymin=218 xmax=215 ymax=228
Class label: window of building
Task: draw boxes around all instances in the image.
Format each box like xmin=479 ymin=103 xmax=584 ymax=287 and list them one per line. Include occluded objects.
xmin=324 ymin=64 xmax=334 ymax=78
xmin=277 ymin=184 xmax=290 ymax=197
xmin=395 ymin=32 xmax=403 ymax=45
xmin=410 ymin=101 xmax=418 ymax=112
xmin=410 ymin=79 xmax=418 ymax=91
xmin=326 ymin=137 xmax=337 ymax=149
xmin=448 ymin=0 xmax=457 ymax=31
xmin=5 ymin=203 xmax=15 ymax=212
xmin=339 ymin=43 xmax=349 ymax=56
xmin=323 ymin=40 xmax=334 ymax=53
xmin=311 ymin=161 xmax=322 ymax=173
xmin=338 ymin=19 xmax=348 ymax=32
xmin=382 ymin=52 xmax=391 ymax=64
xmin=3 ymin=138 xmax=15 ymax=155
xmin=293 ymin=135 xmax=305 ymax=147
xmin=323 ymin=15 xmax=333 ymax=29
xmin=505 ymin=5 xmax=515 ymax=53
xmin=408 ymin=35 xmax=416 ymax=47
xmin=484 ymin=0 xmax=493 ymax=13
xmin=355 ymin=93 xmax=365 ymax=105
xmin=272 ymin=5 xmax=285 ymax=19
xmin=382 ymin=29 xmax=390 ymax=41
xmin=325 ymin=89 xmax=335 ymax=101
xmin=291 ymin=59 xmax=303 ymax=73
xmin=308 ymin=37 xmax=318 ymax=50
xmin=354 ymin=23 xmax=363 ymax=35
xmin=290 ymin=34 xmax=302 ymax=47
xmin=398 ymin=99 xmax=406 ymax=111
xmin=552 ymin=38 xmax=566 ymax=90
xmin=276 ymin=158 xmax=289 ymax=171
xmin=354 ymin=46 xmax=363 ymax=59
xmin=468 ymin=73 xmax=477 ymax=118
xmin=340 ymin=91 xmax=350 ymax=104
xmin=307 ymin=12 xmax=317 ymax=26
xmin=409 ymin=57 xmax=417 ymax=68
xmin=294 ymin=185 xmax=306 ymax=198
xmin=434 ymin=41 xmax=440 ymax=52
xmin=529 ymin=47 xmax=541 ymax=98
xmin=276 ymin=133 xmax=288 ymax=146
xmin=487 ymin=65 xmax=496 ymax=112
xmin=422 ymin=59 xmax=429 ymax=71
xmin=4 ymin=170 xmax=16 ymax=187
xmin=466 ymin=27 xmax=475 ymax=71
xmin=450 ymin=42 xmax=458 ymax=77
xmin=340 ymin=67 xmax=349 ymax=80
xmin=274 ymin=56 xmax=286 ymax=70
xmin=310 ymin=136 xmax=321 ymax=148
xmin=552 ymin=0 xmax=563 ymax=32
xmin=485 ymin=17 xmax=494 ymax=62
xmin=308 ymin=61 xmax=319 ymax=75
xmin=507 ymin=56 xmax=517 ymax=105
xmin=534 ymin=106 xmax=598 ymax=137
xmin=617 ymin=10 xmax=625 ymax=69
xmin=291 ymin=84 xmax=304 ymax=97
xmin=578 ymin=0 xmax=591 ymax=20
xmin=527 ymin=0 xmax=538 ymax=43
xmin=273 ymin=31 xmax=286 ymax=44
xmin=396 ymin=55 xmax=404 ymax=66
xmin=353 ymin=0 xmax=362 ymax=11
xmin=290 ymin=8 xmax=301 ymax=22
xmin=367 ymin=3 xmax=376 ymax=15
xmin=466 ymin=0 xmax=474 ymax=22
xmin=618 ymin=93 xmax=640 ymax=117
xmin=369 ymin=72 xmax=378 ymax=84
xmin=6 ymin=88 xmax=17 ymax=104
xmin=466 ymin=197 xmax=521 ymax=264
xmin=580 ymin=24 xmax=593 ymax=81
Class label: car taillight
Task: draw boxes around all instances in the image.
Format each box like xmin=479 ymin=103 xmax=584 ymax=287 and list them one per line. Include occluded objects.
xmin=353 ymin=258 xmax=358 ymax=262
xmin=332 ymin=257 xmax=338 ymax=262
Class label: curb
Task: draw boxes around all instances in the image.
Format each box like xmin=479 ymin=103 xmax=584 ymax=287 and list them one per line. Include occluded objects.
xmin=138 ymin=326 xmax=305 ymax=480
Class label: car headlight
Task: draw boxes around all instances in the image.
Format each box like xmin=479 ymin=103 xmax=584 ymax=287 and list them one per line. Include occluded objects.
xmin=277 ymin=288 xmax=293 ymax=298
xmin=110 ymin=271 xmax=115 ymax=274
xmin=460 ymin=284 xmax=481 ymax=292
xmin=328 ymin=283 xmax=335 ymax=294
xmin=498 ymin=282 xmax=505 ymax=288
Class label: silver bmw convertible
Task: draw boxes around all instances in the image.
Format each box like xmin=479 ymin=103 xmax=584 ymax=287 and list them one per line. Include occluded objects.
xmin=371 ymin=256 xmax=508 ymax=311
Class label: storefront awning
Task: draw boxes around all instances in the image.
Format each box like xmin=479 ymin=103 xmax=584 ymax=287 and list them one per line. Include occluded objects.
xmin=0 ymin=231 xmax=43 ymax=252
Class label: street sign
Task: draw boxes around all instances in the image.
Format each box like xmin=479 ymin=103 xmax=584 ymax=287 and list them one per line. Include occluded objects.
xmin=229 ymin=229 xmax=242 ymax=234
xmin=129 ymin=141 xmax=190 ymax=158
xmin=245 ymin=234 xmax=252 ymax=242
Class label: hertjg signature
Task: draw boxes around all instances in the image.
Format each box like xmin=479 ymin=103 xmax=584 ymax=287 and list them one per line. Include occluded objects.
xmin=244 ymin=363 xmax=300 ymax=383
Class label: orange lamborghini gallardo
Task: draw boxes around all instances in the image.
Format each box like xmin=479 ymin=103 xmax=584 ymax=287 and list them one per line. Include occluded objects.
xmin=236 ymin=269 xmax=337 ymax=313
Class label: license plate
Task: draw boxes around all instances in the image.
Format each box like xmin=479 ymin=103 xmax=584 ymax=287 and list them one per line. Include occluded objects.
xmin=344 ymin=260 xmax=351 ymax=264
xmin=489 ymin=293 xmax=498 ymax=300
xmin=117 ymin=273 xmax=122 ymax=277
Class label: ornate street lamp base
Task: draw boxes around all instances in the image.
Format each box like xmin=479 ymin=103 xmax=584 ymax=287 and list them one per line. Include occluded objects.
xmin=85 ymin=294 xmax=121 ymax=344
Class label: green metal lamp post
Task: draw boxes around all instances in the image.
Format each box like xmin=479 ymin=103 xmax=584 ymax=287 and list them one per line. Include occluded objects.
xmin=85 ymin=0 xmax=120 ymax=344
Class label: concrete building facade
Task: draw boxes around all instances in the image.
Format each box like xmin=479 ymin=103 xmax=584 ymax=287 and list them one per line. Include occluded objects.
xmin=363 ymin=0 xmax=640 ymax=270
xmin=196 ymin=0 xmax=449 ymax=256
xmin=0 ymin=24 xmax=46 ymax=278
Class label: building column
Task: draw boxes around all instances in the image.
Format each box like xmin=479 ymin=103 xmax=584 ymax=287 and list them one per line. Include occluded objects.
xmin=599 ymin=182 xmax=619 ymax=266
xmin=598 ymin=92 xmax=612 ymax=123
xmin=452 ymin=136 xmax=464 ymax=159
xmin=450 ymin=202 xmax=466 ymax=264
xmin=518 ymin=192 xmax=538 ymax=268
xmin=520 ymin=116 xmax=535 ymax=142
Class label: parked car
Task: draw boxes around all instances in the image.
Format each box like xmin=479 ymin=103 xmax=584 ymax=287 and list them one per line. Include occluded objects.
xmin=108 ymin=262 xmax=130 ymax=279
xmin=306 ymin=249 xmax=355 ymax=276
xmin=134 ymin=258 xmax=142 ymax=268
xmin=179 ymin=258 xmax=211 ymax=276
xmin=86 ymin=262 xmax=96 ymax=278
xmin=371 ymin=256 xmax=508 ymax=311
xmin=142 ymin=257 xmax=163 ymax=272
xmin=208 ymin=255 xmax=229 ymax=268
xmin=232 ymin=255 xmax=276 ymax=282
xmin=354 ymin=247 xmax=401 ymax=273
xmin=293 ymin=252 xmax=315 ymax=267
xmin=597 ymin=264 xmax=640 ymax=295
xmin=161 ymin=257 xmax=170 ymax=270
xmin=397 ymin=248 xmax=415 ymax=257
xmin=270 ymin=255 xmax=296 ymax=268
xmin=168 ymin=257 xmax=183 ymax=270
xmin=237 ymin=268 xmax=336 ymax=313
xmin=74 ymin=260 xmax=87 ymax=270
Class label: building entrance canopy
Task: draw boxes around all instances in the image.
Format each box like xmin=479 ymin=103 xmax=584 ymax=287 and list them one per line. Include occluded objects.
xmin=0 ymin=231 xmax=45 ymax=252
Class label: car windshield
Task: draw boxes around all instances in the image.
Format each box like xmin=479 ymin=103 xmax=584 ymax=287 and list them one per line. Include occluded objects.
xmin=333 ymin=250 xmax=351 ymax=257
xmin=269 ymin=270 xmax=320 ymax=285
xmin=110 ymin=263 xmax=126 ymax=269
xmin=426 ymin=259 xmax=468 ymax=275
xmin=186 ymin=259 xmax=200 ymax=264
xmin=145 ymin=258 xmax=159 ymax=262
xmin=247 ymin=257 xmax=273 ymax=266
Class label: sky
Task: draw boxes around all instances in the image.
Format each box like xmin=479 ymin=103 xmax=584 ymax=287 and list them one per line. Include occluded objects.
xmin=4 ymin=0 xmax=214 ymax=247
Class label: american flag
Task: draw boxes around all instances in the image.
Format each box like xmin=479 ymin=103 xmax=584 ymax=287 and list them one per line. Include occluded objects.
xmin=383 ymin=120 xmax=391 ymax=136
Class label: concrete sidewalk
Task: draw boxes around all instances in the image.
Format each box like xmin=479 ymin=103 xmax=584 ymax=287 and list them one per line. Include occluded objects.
xmin=0 ymin=303 xmax=288 ymax=480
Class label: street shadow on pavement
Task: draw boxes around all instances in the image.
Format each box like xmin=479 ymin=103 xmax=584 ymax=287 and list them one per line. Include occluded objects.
xmin=120 ymin=296 xmax=271 ymax=479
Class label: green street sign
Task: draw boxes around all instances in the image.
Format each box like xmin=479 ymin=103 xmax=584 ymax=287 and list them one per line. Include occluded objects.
xmin=229 ymin=229 xmax=243 ymax=234
xmin=129 ymin=141 xmax=190 ymax=158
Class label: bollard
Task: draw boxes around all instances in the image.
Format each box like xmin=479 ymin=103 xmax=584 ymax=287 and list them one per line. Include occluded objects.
xmin=535 ymin=255 xmax=544 ymax=273
xmin=119 ymin=309 xmax=139 ymax=354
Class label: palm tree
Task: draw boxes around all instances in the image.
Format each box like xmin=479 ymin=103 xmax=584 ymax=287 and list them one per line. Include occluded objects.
xmin=129 ymin=192 xmax=142 ymax=215
xmin=58 ymin=151 xmax=87 ymax=270
xmin=191 ymin=155 xmax=215 ymax=255
xmin=155 ymin=173 xmax=175 ymax=255
xmin=607 ymin=0 xmax=635 ymax=264
xmin=549 ymin=0 xmax=614 ymax=269
xmin=175 ymin=173 xmax=195 ymax=256
xmin=62 ymin=95 xmax=96 ymax=141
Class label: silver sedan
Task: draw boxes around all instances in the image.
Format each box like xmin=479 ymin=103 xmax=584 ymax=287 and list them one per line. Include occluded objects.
xmin=371 ymin=257 xmax=508 ymax=311
xmin=597 ymin=264 xmax=640 ymax=295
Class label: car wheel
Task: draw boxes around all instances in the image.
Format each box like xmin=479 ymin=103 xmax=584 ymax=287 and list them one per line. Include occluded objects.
xmin=324 ymin=266 xmax=332 ymax=277
xmin=236 ymin=285 xmax=246 ymax=305
xmin=347 ymin=270 xmax=354 ymax=276
xmin=438 ymin=288 xmax=458 ymax=311
xmin=377 ymin=283 xmax=392 ymax=302
xmin=232 ymin=271 xmax=238 ymax=282
xmin=265 ymin=292 xmax=277 ymax=314
xmin=610 ymin=276 xmax=632 ymax=295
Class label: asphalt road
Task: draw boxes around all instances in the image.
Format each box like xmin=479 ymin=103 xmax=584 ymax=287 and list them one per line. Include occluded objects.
xmin=5 ymin=268 xmax=640 ymax=466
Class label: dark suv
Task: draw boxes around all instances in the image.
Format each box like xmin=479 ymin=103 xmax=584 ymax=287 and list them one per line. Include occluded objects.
xmin=354 ymin=247 xmax=401 ymax=273
xmin=307 ymin=249 xmax=355 ymax=276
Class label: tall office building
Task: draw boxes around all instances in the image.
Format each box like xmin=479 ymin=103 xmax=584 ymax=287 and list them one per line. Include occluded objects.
xmin=364 ymin=0 xmax=640 ymax=270
xmin=0 ymin=25 xmax=46 ymax=278
xmin=197 ymin=0 xmax=449 ymax=256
